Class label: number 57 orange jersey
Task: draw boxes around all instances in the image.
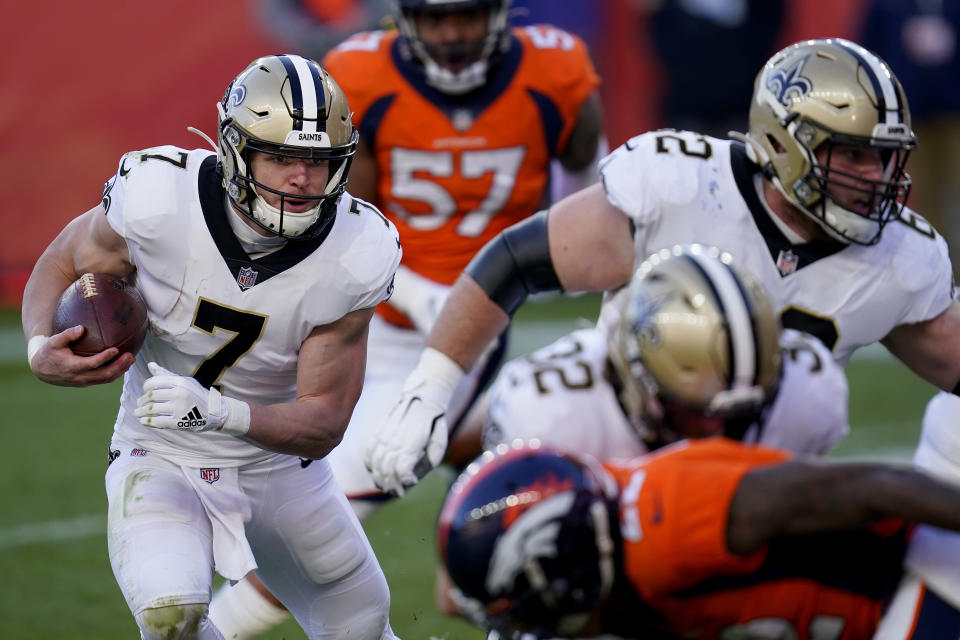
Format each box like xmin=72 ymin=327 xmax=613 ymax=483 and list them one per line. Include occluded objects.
xmin=323 ymin=25 xmax=600 ymax=324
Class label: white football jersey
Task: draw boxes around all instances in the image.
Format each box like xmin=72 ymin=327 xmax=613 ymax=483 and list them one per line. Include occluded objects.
xmin=484 ymin=327 xmax=848 ymax=458
xmin=103 ymin=146 xmax=401 ymax=465
xmin=598 ymin=131 xmax=953 ymax=366
xmin=484 ymin=328 xmax=644 ymax=462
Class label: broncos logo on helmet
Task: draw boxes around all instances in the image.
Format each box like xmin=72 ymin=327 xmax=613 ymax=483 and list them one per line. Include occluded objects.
xmin=438 ymin=441 xmax=617 ymax=638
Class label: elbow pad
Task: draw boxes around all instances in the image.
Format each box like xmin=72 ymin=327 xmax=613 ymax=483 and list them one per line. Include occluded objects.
xmin=465 ymin=210 xmax=562 ymax=316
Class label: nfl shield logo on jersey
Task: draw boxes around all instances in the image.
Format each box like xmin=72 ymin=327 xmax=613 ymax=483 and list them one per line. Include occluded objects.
xmin=200 ymin=468 xmax=220 ymax=484
xmin=776 ymin=249 xmax=800 ymax=276
xmin=451 ymin=109 xmax=474 ymax=132
xmin=237 ymin=266 xmax=258 ymax=290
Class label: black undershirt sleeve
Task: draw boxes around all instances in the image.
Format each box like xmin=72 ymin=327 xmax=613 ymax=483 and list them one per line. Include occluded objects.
xmin=465 ymin=210 xmax=562 ymax=316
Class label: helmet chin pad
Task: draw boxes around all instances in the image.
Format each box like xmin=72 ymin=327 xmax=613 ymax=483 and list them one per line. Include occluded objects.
xmin=250 ymin=194 xmax=324 ymax=238
xmin=790 ymin=145 xmax=911 ymax=245
xmin=423 ymin=58 xmax=489 ymax=94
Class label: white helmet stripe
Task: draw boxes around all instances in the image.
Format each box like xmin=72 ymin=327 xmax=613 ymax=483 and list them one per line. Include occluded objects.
xmin=688 ymin=253 xmax=756 ymax=392
xmin=835 ymin=39 xmax=903 ymax=126
xmin=288 ymin=55 xmax=320 ymax=134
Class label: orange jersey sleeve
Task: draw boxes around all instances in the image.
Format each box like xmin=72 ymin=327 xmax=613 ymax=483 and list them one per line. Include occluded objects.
xmin=606 ymin=438 xmax=790 ymax=596
xmin=324 ymin=27 xmax=600 ymax=326
xmin=605 ymin=438 xmax=907 ymax=639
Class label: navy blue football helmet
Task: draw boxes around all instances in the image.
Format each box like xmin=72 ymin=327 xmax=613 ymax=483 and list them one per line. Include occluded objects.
xmin=437 ymin=442 xmax=617 ymax=637
xmin=390 ymin=0 xmax=512 ymax=94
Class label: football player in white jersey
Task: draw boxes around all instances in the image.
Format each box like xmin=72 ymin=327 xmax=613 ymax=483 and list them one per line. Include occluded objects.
xmin=367 ymin=36 xmax=959 ymax=491
xmin=22 ymin=55 xmax=401 ymax=640
xmin=367 ymin=37 xmax=960 ymax=635
xmin=477 ymin=323 xmax=846 ymax=462
xmin=437 ymin=246 xmax=850 ymax=627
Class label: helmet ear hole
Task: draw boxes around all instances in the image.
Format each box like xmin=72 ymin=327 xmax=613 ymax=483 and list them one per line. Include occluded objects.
xmin=767 ymin=134 xmax=785 ymax=154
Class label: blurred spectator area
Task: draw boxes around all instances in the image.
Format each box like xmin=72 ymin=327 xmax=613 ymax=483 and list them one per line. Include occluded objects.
xmin=1 ymin=0 xmax=869 ymax=308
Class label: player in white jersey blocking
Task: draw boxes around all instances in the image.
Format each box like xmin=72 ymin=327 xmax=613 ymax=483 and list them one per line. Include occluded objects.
xmin=368 ymin=37 xmax=960 ymax=637
xmin=22 ymin=55 xmax=400 ymax=640
xmin=437 ymin=246 xmax=851 ymax=626
xmin=476 ymin=325 xmax=845 ymax=461
xmin=368 ymin=36 xmax=959 ymax=492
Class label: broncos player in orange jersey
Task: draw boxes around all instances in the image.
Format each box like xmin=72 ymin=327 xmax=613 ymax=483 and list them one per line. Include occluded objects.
xmin=439 ymin=438 xmax=960 ymax=639
xmin=321 ymin=0 xmax=602 ymax=516
xmin=208 ymin=1 xmax=603 ymax=636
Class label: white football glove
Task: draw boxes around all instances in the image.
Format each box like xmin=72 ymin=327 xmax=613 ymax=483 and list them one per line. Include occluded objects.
xmin=134 ymin=362 xmax=250 ymax=435
xmin=365 ymin=347 xmax=464 ymax=496
xmin=388 ymin=265 xmax=451 ymax=335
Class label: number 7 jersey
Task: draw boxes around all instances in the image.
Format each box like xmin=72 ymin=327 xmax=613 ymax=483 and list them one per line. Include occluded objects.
xmin=102 ymin=147 xmax=401 ymax=466
xmin=323 ymin=25 xmax=599 ymax=324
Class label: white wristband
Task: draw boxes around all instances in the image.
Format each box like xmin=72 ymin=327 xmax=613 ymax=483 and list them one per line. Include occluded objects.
xmin=27 ymin=335 xmax=50 ymax=368
xmin=418 ymin=347 xmax=465 ymax=399
xmin=220 ymin=396 xmax=251 ymax=436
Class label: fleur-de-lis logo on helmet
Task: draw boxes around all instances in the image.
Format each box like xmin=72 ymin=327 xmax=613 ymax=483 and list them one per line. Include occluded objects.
xmin=624 ymin=287 xmax=669 ymax=354
xmin=766 ymin=55 xmax=812 ymax=109
xmin=228 ymin=82 xmax=246 ymax=108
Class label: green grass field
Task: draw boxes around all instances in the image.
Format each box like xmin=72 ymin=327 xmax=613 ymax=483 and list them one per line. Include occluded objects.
xmin=0 ymin=298 xmax=939 ymax=639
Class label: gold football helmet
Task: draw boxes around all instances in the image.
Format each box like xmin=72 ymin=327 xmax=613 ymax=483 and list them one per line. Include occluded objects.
xmin=217 ymin=54 xmax=358 ymax=239
xmin=608 ymin=245 xmax=782 ymax=445
xmin=741 ymin=38 xmax=915 ymax=245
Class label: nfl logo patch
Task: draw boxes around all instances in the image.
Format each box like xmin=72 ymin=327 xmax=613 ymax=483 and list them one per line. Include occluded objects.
xmin=237 ymin=266 xmax=258 ymax=290
xmin=451 ymin=109 xmax=474 ymax=132
xmin=200 ymin=468 xmax=220 ymax=484
xmin=776 ymin=249 xmax=799 ymax=276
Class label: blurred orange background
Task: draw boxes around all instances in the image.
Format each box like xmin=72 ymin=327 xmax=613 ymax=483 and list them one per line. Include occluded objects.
xmin=0 ymin=0 xmax=867 ymax=308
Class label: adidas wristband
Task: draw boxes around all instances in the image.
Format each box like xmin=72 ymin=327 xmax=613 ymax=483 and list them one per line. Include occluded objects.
xmin=416 ymin=347 xmax=465 ymax=405
xmin=221 ymin=397 xmax=251 ymax=436
xmin=209 ymin=386 xmax=251 ymax=436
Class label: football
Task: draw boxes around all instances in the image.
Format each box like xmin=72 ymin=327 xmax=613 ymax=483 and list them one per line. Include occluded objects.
xmin=53 ymin=273 xmax=149 ymax=357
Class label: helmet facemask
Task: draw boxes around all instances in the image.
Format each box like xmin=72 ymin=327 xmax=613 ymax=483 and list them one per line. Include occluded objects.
xmin=742 ymin=38 xmax=917 ymax=245
xmin=217 ymin=55 xmax=358 ymax=240
xmin=392 ymin=0 xmax=512 ymax=95
xmin=792 ymin=119 xmax=912 ymax=245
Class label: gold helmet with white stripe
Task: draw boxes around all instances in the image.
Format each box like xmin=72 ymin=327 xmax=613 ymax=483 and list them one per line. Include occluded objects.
xmin=608 ymin=245 xmax=782 ymax=445
xmin=217 ymin=54 xmax=358 ymax=239
xmin=741 ymin=38 xmax=915 ymax=245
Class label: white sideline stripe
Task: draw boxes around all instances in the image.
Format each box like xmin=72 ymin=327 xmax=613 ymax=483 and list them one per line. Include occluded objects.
xmin=0 ymin=443 xmax=917 ymax=551
xmin=0 ymin=324 xmax=897 ymax=365
xmin=0 ymin=513 xmax=105 ymax=550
